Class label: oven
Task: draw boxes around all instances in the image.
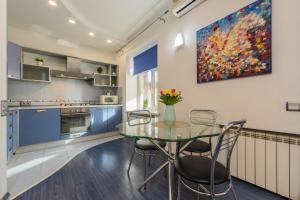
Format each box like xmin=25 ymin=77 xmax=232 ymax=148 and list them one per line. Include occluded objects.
xmin=60 ymin=107 xmax=91 ymax=139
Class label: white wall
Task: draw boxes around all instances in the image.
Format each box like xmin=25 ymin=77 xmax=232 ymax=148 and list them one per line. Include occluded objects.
xmin=118 ymin=0 xmax=300 ymax=134
xmin=0 ymin=0 xmax=7 ymax=198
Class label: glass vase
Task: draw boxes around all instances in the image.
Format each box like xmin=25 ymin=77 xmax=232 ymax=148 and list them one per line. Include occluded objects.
xmin=164 ymin=105 xmax=176 ymax=124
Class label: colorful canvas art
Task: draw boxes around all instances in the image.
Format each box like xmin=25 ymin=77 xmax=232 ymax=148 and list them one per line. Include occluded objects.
xmin=196 ymin=0 xmax=272 ymax=84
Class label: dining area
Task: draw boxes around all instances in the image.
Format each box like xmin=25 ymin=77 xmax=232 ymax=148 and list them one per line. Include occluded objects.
xmin=118 ymin=89 xmax=248 ymax=200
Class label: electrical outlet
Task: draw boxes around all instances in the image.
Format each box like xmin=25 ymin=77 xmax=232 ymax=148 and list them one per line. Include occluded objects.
xmin=286 ymin=102 xmax=300 ymax=112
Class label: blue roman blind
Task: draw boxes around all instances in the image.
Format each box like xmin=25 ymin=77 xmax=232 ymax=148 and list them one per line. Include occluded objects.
xmin=133 ymin=45 xmax=157 ymax=75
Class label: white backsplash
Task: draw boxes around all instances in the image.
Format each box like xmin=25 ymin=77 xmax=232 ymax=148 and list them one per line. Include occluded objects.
xmin=8 ymin=78 xmax=120 ymax=101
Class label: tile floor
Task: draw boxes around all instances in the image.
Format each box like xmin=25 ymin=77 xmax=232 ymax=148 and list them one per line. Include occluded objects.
xmin=6 ymin=135 xmax=122 ymax=199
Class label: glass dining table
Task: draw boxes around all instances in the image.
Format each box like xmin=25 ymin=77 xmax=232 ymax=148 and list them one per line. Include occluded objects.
xmin=117 ymin=119 xmax=220 ymax=200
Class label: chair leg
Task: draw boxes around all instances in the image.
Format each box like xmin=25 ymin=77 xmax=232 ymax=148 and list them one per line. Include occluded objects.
xmin=197 ymin=185 xmax=200 ymax=200
xmin=148 ymin=153 xmax=151 ymax=167
xmin=231 ymin=184 xmax=238 ymax=200
xmin=143 ymin=153 xmax=147 ymax=180
xmin=127 ymin=147 xmax=136 ymax=174
xmin=143 ymin=153 xmax=148 ymax=189
xmin=210 ymin=184 xmax=215 ymax=200
xmin=177 ymin=175 xmax=181 ymax=200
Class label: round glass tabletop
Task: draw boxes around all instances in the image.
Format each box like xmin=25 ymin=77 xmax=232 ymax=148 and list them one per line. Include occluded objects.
xmin=117 ymin=120 xmax=220 ymax=142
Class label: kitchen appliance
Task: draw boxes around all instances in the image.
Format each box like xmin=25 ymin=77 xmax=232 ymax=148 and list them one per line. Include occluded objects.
xmin=99 ymin=95 xmax=119 ymax=105
xmin=170 ymin=0 xmax=207 ymax=18
xmin=60 ymin=107 xmax=91 ymax=139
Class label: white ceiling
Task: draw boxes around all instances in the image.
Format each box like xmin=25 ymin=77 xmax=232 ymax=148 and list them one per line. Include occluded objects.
xmin=8 ymin=0 xmax=170 ymax=52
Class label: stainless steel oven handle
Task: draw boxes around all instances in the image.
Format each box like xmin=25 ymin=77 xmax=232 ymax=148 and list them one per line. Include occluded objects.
xmin=36 ymin=109 xmax=47 ymax=113
xmin=61 ymin=113 xmax=90 ymax=116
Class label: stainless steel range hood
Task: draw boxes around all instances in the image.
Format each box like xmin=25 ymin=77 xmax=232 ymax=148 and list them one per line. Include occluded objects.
xmin=51 ymin=57 xmax=92 ymax=80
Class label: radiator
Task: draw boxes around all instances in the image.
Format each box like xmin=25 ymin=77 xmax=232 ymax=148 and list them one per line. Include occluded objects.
xmin=212 ymin=129 xmax=300 ymax=199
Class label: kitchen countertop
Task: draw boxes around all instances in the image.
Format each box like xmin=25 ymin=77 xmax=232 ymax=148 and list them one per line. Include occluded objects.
xmin=8 ymin=104 xmax=123 ymax=110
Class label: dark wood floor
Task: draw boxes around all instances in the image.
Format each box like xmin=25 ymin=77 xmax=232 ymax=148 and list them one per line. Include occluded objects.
xmin=15 ymin=138 xmax=287 ymax=200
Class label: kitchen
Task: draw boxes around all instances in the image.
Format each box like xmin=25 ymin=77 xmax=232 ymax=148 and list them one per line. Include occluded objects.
xmin=1 ymin=0 xmax=300 ymax=200
xmin=7 ymin=42 xmax=123 ymax=155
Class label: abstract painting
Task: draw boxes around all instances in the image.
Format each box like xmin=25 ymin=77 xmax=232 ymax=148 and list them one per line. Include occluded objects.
xmin=196 ymin=0 xmax=272 ymax=84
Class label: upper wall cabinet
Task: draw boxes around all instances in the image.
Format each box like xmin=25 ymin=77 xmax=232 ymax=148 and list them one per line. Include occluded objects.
xmin=7 ymin=42 xmax=21 ymax=80
xmin=7 ymin=43 xmax=119 ymax=86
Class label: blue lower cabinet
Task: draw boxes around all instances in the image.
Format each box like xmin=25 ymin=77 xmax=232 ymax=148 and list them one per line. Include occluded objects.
xmin=91 ymin=107 xmax=108 ymax=134
xmin=107 ymin=106 xmax=122 ymax=132
xmin=7 ymin=110 xmax=19 ymax=160
xmin=19 ymin=109 xmax=60 ymax=146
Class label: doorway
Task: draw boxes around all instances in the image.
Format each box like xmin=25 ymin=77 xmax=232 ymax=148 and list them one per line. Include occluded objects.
xmin=0 ymin=0 xmax=8 ymax=198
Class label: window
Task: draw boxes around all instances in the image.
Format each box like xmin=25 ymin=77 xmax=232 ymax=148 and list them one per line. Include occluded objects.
xmin=133 ymin=44 xmax=158 ymax=110
xmin=137 ymin=69 xmax=158 ymax=109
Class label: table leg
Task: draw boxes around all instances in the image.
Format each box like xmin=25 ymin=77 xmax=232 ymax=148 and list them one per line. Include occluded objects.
xmin=138 ymin=140 xmax=174 ymax=200
xmin=138 ymin=161 xmax=168 ymax=190
xmin=167 ymin=142 xmax=173 ymax=200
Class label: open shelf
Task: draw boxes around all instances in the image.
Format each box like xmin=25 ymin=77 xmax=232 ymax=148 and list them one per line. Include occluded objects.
xmin=22 ymin=64 xmax=51 ymax=83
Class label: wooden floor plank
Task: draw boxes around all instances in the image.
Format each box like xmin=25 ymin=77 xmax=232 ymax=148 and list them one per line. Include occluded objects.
xmin=15 ymin=138 xmax=286 ymax=200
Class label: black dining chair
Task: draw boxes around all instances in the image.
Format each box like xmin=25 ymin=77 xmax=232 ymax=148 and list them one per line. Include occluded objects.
xmin=126 ymin=110 xmax=167 ymax=182
xmin=175 ymin=119 xmax=246 ymax=200
xmin=180 ymin=110 xmax=218 ymax=156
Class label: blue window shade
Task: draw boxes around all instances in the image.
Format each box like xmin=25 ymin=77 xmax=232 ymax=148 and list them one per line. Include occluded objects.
xmin=133 ymin=45 xmax=157 ymax=75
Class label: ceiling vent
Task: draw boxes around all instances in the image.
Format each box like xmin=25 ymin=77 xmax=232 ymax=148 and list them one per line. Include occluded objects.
xmin=171 ymin=0 xmax=207 ymax=18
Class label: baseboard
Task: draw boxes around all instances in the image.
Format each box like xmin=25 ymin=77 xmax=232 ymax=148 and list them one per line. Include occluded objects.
xmin=16 ymin=132 xmax=119 ymax=154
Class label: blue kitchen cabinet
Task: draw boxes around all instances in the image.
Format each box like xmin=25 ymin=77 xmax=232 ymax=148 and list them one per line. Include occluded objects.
xmin=19 ymin=109 xmax=60 ymax=146
xmin=7 ymin=42 xmax=21 ymax=80
xmin=90 ymin=107 xmax=108 ymax=134
xmin=7 ymin=110 xmax=18 ymax=160
xmin=107 ymin=106 xmax=122 ymax=132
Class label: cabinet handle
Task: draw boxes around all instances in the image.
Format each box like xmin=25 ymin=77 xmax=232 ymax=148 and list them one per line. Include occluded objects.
xmin=9 ymin=136 xmax=12 ymax=139
xmin=9 ymin=124 xmax=12 ymax=128
xmin=36 ymin=109 xmax=47 ymax=113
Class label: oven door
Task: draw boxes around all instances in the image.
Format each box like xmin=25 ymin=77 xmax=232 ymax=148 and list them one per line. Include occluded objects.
xmin=61 ymin=113 xmax=91 ymax=139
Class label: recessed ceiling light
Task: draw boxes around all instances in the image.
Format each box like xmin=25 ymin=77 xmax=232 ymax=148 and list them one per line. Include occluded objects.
xmin=107 ymin=39 xmax=112 ymax=44
xmin=68 ymin=19 xmax=76 ymax=24
xmin=48 ymin=0 xmax=57 ymax=6
xmin=89 ymin=32 xmax=95 ymax=37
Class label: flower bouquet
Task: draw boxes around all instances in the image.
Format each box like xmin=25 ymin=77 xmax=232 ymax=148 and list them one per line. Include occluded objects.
xmin=159 ymin=89 xmax=183 ymax=124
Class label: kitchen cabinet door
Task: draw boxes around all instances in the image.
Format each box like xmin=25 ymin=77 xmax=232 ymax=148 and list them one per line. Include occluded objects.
xmin=107 ymin=106 xmax=122 ymax=132
xmin=7 ymin=42 xmax=21 ymax=80
xmin=91 ymin=107 xmax=108 ymax=134
xmin=7 ymin=110 xmax=19 ymax=160
xmin=19 ymin=109 xmax=60 ymax=146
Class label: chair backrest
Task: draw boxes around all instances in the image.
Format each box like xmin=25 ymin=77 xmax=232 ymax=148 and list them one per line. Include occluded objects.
xmin=210 ymin=119 xmax=246 ymax=183
xmin=189 ymin=109 xmax=217 ymax=127
xmin=127 ymin=110 xmax=152 ymax=126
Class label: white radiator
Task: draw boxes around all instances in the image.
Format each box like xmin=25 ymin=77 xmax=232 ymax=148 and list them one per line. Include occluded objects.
xmin=212 ymin=129 xmax=300 ymax=199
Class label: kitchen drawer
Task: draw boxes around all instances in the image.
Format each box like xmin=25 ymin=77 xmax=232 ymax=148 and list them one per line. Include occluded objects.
xmin=7 ymin=123 xmax=13 ymax=137
xmin=7 ymin=138 xmax=13 ymax=160
xmin=7 ymin=111 xmax=13 ymax=124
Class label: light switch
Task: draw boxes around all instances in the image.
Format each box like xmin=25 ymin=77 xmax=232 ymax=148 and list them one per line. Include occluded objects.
xmin=286 ymin=102 xmax=300 ymax=112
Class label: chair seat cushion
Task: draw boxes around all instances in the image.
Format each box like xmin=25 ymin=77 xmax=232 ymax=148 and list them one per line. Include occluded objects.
xmin=181 ymin=140 xmax=211 ymax=153
xmin=175 ymin=155 xmax=229 ymax=185
xmin=135 ymin=139 xmax=166 ymax=151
